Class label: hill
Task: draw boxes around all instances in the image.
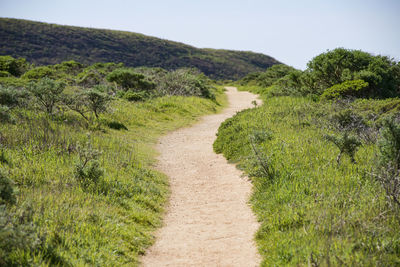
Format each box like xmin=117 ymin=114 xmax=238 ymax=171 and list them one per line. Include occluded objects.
xmin=0 ymin=18 xmax=280 ymax=80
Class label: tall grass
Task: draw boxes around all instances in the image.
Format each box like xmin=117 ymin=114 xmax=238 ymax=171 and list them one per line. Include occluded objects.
xmin=1 ymin=89 xmax=226 ymax=266
xmin=214 ymin=91 xmax=400 ymax=266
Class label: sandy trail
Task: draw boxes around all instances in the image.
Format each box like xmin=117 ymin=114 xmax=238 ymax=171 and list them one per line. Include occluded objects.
xmin=141 ymin=87 xmax=261 ymax=267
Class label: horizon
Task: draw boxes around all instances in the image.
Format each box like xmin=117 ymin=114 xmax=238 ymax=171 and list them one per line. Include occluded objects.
xmin=1 ymin=0 xmax=399 ymax=70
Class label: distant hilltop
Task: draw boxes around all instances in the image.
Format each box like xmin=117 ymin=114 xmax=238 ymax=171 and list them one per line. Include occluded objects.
xmin=0 ymin=18 xmax=281 ymax=80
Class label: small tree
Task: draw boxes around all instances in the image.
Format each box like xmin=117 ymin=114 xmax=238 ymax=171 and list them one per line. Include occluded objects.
xmin=325 ymin=132 xmax=361 ymax=164
xmin=84 ymin=85 xmax=111 ymax=119
xmin=28 ymin=78 xmax=65 ymax=114
xmin=63 ymin=91 xmax=90 ymax=121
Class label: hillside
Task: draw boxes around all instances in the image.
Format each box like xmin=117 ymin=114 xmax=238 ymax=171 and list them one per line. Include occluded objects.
xmin=0 ymin=18 xmax=280 ymax=80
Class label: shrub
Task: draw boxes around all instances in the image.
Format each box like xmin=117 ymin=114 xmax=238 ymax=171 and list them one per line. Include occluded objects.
xmin=106 ymin=68 xmax=155 ymax=91
xmin=0 ymin=85 xmax=28 ymax=108
xmin=375 ymin=117 xmax=400 ymax=207
xmin=0 ymin=56 xmax=29 ymax=77
xmin=74 ymin=142 xmax=103 ymax=190
xmin=307 ymin=48 xmax=400 ymax=97
xmin=325 ymin=132 xmax=362 ymax=164
xmin=76 ymin=69 xmax=104 ymax=87
xmin=0 ymin=71 xmax=10 ymax=77
xmin=123 ymin=90 xmax=148 ymax=102
xmin=63 ymin=91 xmax=90 ymax=121
xmin=28 ymin=78 xmax=65 ymax=114
xmin=21 ymin=66 xmax=56 ymax=80
xmin=157 ymin=69 xmax=215 ymax=99
xmin=321 ymin=80 xmax=369 ymax=100
xmin=0 ymin=105 xmax=14 ymax=123
xmin=0 ymin=169 xmax=16 ymax=205
xmin=83 ymin=85 xmax=111 ymax=119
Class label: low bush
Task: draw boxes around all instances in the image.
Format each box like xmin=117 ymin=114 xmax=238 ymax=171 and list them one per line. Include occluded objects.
xmin=157 ymin=68 xmax=215 ymax=99
xmin=21 ymin=66 xmax=57 ymax=80
xmin=74 ymin=142 xmax=103 ymax=190
xmin=321 ymin=79 xmax=369 ymax=100
xmin=0 ymin=169 xmax=16 ymax=205
xmin=28 ymin=78 xmax=65 ymax=114
xmin=123 ymin=90 xmax=148 ymax=102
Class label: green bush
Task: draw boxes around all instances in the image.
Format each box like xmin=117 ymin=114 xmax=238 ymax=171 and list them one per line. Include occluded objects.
xmin=21 ymin=66 xmax=56 ymax=80
xmin=0 ymin=56 xmax=29 ymax=77
xmin=83 ymin=85 xmax=111 ymax=119
xmin=0 ymin=71 xmax=10 ymax=77
xmin=307 ymin=48 xmax=400 ymax=97
xmin=241 ymin=64 xmax=296 ymax=88
xmin=0 ymin=85 xmax=28 ymax=108
xmin=0 ymin=105 xmax=14 ymax=123
xmin=0 ymin=77 xmax=30 ymax=88
xmin=321 ymin=80 xmax=369 ymax=100
xmin=375 ymin=117 xmax=400 ymax=207
xmin=74 ymin=142 xmax=104 ymax=190
xmin=28 ymin=78 xmax=65 ymax=114
xmin=157 ymin=69 xmax=215 ymax=99
xmin=325 ymin=132 xmax=362 ymax=164
xmin=106 ymin=68 xmax=155 ymax=91
xmin=123 ymin=90 xmax=148 ymax=102
xmin=76 ymin=69 xmax=104 ymax=87
xmin=0 ymin=169 xmax=16 ymax=205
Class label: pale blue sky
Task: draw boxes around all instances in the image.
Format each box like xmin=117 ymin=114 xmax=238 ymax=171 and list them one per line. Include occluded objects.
xmin=1 ymin=0 xmax=399 ymax=69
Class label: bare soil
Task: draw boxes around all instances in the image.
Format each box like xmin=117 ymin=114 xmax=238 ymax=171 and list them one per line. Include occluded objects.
xmin=141 ymin=87 xmax=261 ymax=267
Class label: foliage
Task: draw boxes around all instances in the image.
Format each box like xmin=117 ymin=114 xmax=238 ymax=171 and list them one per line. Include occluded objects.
xmin=0 ymin=55 xmax=29 ymax=77
xmin=106 ymin=68 xmax=155 ymax=91
xmin=0 ymin=18 xmax=280 ymax=80
xmin=240 ymin=64 xmax=296 ymax=88
xmin=324 ymin=132 xmax=362 ymax=164
xmin=0 ymin=85 xmax=28 ymax=108
xmin=74 ymin=142 xmax=103 ymax=190
xmin=0 ymin=169 xmax=16 ymax=205
xmin=214 ymin=89 xmax=400 ymax=266
xmin=321 ymin=79 xmax=369 ymax=100
xmin=157 ymin=69 xmax=215 ymax=99
xmin=239 ymin=48 xmax=400 ymax=99
xmin=83 ymin=85 xmax=111 ymax=119
xmin=0 ymin=105 xmax=13 ymax=123
xmin=123 ymin=90 xmax=148 ymax=102
xmin=21 ymin=66 xmax=57 ymax=80
xmin=28 ymin=78 xmax=65 ymax=114
xmin=375 ymin=117 xmax=400 ymax=208
xmin=0 ymin=70 xmax=225 ymax=265
xmin=307 ymin=48 xmax=400 ymax=97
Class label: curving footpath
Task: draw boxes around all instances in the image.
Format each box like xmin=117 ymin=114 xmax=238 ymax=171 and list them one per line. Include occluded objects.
xmin=141 ymin=87 xmax=261 ymax=267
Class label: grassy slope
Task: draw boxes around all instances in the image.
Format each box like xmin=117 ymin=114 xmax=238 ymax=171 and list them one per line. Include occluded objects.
xmin=0 ymin=18 xmax=280 ymax=80
xmin=213 ymin=86 xmax=400 ymax=266
xmin=1 ymin=90 xmax=227 ymax=266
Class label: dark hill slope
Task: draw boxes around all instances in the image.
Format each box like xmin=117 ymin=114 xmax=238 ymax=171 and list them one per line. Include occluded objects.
xmin=0 ymin=18 xmax=280 ymax=79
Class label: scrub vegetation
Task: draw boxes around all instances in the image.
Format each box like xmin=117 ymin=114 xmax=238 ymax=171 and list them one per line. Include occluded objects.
xmin=0 ymin=18 xmax=280 ymax=80
xmin=215 ymin=48 xmax=400 ymax=265
xmin=0 ymin=55 xmax=226 ymax=266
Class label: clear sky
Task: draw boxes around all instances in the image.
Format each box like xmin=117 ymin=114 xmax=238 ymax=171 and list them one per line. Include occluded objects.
xmin=0 ymin=0 xmax=399 ymax=69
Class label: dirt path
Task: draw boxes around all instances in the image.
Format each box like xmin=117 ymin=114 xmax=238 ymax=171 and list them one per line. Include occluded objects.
xmin=141 ymin=87 xmax=261 ymax=267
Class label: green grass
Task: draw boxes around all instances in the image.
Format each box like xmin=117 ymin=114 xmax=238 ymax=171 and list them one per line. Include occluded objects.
xmin=1 ymin=89 xmax=226 ymax=266
xmin=214 ymin=88 xmax=400 ymax=266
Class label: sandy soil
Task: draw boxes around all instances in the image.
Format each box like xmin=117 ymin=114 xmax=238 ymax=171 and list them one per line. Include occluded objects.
xmin=141 ymin=87 xmax=261 ymax=267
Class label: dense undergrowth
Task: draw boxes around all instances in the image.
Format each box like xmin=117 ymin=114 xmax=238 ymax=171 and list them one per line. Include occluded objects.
xmin=0 ymin=55 xmax=226 ymax=265
xmin=215 ymin=48 xmax=400 ymax=266
xmin=214 ymin=92 xmax=400 ymax=265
